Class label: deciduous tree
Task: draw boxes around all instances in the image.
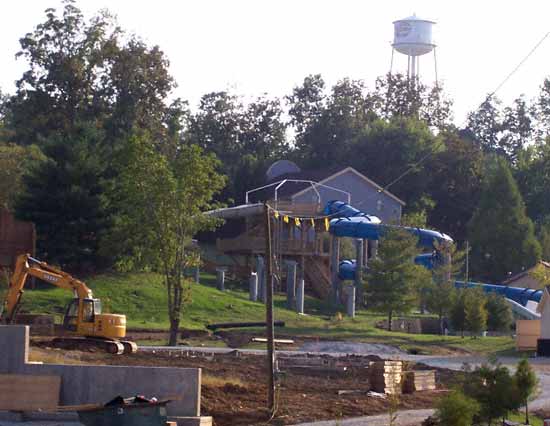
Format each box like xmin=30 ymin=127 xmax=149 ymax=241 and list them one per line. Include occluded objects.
xmin=7 ymin=1 xmax=175 ymax=147
xmin=104 ymin=137 xmax=225 ymax=345
xmin=0 ymin=143 xmax=45 ymax=211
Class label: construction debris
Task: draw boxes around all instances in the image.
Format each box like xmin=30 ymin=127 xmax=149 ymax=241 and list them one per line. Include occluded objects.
xmin=206 ymin=321 xmax=285 ymax=330
xmin=251 ymin=337 xmax=294 ymax=344
xmin=337 ymin=389 xmax=366 ymax=396
xmin=366 ymin=391 xmax=387 ymax=399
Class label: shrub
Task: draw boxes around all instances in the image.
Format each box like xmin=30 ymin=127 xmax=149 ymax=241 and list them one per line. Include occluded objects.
xmin=435 ymin=390 xmax=479 ymax=426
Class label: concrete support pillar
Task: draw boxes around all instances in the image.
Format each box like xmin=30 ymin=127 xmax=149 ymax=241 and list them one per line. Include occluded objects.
xmin=216 ymin=268 xmax=225 ymax=291
xmin=193 ymin=254 xmax=201 ymax=283
xmin=368 ymin=239 xmax=379 ymax=259
xmin=355 ymin=239 xmax=364 ymax=307
xmin=363 ymin=239 xmax=369 ymax=266
xmin=296 ymin=278 xmax=305 ymax=314
xmin=330 ymin=236 xmax=341 ymax=305
xmin=256 ymin=257 xmax=266 ymax=303
xmin=346 ymin=286 xmax=356 ymax=318
xmin=249 ymin=272 xmax=258 ymax=302
xmin=443 ymin=251 xmax=452 ymax=282
xmin=286 ymin=261 xmax=297 ymax=309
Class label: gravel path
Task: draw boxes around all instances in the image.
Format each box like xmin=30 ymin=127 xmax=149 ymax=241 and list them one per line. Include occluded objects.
xmin=290 ymin=409 xmax=435 ymax=426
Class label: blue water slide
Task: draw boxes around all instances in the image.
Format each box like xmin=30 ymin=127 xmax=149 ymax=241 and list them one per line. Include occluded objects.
xmin=338 ymin=253 xmax=436 ymax=280
xmin=325 ymin=201 xmax=453 ymax=249
xmin=454 ymin=281 xmax=543 ymax=306
xmin=338 ymin=259 xmax=357 ymax=281
xmin=414 ymin=252 xmax=438 ymax=270
xmin=326 ymin=200 xmax=542 ymax=308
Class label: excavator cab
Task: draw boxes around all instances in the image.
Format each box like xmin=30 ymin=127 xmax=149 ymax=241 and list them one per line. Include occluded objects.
xmin=63 ymin=298 xmax=102 ymax=332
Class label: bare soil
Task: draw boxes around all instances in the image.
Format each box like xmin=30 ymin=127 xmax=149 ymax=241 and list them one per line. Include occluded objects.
xmin=30 ymin=343 xmax=457 ymax=426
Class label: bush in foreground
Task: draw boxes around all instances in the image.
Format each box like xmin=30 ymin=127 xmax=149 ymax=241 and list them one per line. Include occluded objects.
xmin=434 ymin=390 xmax=479 ymax=426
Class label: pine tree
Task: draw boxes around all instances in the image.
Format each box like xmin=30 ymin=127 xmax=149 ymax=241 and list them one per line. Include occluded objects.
xmin=485 ymin=293 xmax=512 ymax=331
xmin=464 ymin=288 xmax=487 ymax=337
xmin=425 ymin=244 xmax=464 ymax=334
xmin=15 ymin=124 xmax=108 ymax=269
xmin=365 ymin=228 xmax=431 ymax=331
xmin=467 ymin=158 xmax=541 ymax=282
xmin=450 ymin=289 xmax=467 ymax=337
xmin=514 ymin=358 xmax=538 ymax=425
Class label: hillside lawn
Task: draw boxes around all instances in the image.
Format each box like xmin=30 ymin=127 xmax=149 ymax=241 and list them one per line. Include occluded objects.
xmin=13 ymin=272 xmax=516 ymax=355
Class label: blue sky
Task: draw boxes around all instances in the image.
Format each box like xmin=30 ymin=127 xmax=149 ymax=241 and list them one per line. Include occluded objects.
xmin=2 ymin=0 xmax=549 ymax=124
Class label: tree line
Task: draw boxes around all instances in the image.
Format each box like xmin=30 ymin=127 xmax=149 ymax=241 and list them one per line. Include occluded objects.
xmin=1 ymin=1 xmax=550 ymax=288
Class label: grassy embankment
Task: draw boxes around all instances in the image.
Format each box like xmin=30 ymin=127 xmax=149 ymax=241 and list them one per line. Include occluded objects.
xmin=16 ymin=272 xmax=515 ymax=355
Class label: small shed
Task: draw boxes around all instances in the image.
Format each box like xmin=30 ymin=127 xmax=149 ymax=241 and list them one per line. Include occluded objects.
xmin=503 ymin=261 xmax=550 ymax=289
xmin=0 ymin=209 xmax=35 ymax=270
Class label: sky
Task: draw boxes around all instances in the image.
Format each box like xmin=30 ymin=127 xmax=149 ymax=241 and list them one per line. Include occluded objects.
xmin=1 ymin=1 xmax=549 ymax=125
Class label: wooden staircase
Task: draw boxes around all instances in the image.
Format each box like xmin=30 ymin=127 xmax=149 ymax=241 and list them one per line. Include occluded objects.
xmin=304 ymin=256 xmax=332 ymax=299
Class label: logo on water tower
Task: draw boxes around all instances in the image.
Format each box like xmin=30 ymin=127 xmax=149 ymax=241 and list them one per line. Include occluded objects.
xmin=395 ymin=21 xmax=412 ymax=38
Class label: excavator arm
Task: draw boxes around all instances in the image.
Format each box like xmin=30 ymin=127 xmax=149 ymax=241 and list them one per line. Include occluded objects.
xmin=1 ymin=254 xmax=135 ymax=355
xmin=2 ymin=254 xmax=93 ymax=324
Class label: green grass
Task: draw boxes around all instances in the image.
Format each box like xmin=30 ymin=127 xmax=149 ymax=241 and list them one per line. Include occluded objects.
xmin=16 ymin=272 xmax=516 ymax=355
xmin=508 ymin=412 xmax=543 ymax=426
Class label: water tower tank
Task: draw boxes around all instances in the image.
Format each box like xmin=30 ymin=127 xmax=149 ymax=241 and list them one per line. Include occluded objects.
xmin=392 ymin=15 xmax=435 ymax=57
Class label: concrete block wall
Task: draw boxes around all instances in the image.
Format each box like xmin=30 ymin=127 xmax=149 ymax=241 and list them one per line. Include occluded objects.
xmin=0 ymin=326 xmax=201 ymax=417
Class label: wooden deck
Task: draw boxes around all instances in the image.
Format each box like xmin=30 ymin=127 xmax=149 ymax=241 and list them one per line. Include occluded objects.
xmin=217 ymin=235 xmax=329 ymax=256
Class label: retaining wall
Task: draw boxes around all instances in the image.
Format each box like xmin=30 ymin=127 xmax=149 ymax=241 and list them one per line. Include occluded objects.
xmin=0 ymin=326 xmax=201 ymax=417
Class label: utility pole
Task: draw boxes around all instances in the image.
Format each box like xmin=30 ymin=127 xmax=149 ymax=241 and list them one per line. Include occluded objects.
xmin=465 ymin=241 xmax=469 ymax=283
xmin=264 ymin=203 xmax=275 ymax=415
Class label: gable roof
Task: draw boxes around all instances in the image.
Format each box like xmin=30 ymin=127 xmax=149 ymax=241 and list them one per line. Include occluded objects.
xmin=503 ymin=260 xmax=550 ymax=285
xmin=290 ymin=166 xmax=406 ymax=206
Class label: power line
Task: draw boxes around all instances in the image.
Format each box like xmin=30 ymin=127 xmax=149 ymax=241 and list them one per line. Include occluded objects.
xmin=378 ymin=141 xmax=444 ymax=194
xmin=384 ymin=30 xmax=550 ymax=193
xmin=486 ymin=30 xmax=550 ymax=100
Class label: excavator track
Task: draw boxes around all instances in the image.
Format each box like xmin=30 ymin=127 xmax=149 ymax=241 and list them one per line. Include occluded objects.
xmin=51 ymin=337 xmax=125 ymax=355
xmin=121 ymin=340 xmax=138 ymax=354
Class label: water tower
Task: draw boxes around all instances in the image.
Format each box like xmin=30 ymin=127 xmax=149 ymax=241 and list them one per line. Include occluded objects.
xmin=391 ymin=14 xmax=437 ymax=82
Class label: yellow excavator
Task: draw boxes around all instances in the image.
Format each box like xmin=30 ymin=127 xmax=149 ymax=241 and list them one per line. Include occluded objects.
xmin=0 ymin=254 xmax=137 ymax=355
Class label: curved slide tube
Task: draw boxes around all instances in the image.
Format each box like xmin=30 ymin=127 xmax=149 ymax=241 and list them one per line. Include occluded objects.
xmin=506 ymin=298 xmax=540 ymax=320
xmin=325 ymin=201 xmax=453 ymax=249
xmin=326 ymin=200 xmax=542 ymax=309
xmin=454 ymin=281 xmax=542 ymax=306
xmin=339 ymin=252 xmax=437 ymax=280
xmin=339 ymin=262 xmax=543 ymax=308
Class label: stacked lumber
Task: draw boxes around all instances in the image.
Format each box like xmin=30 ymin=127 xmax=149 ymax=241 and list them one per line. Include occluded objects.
xmin=402 ymin=370 xmax=436 ymax=393
xmin=369 ymin=361 xmax=402 ymax=394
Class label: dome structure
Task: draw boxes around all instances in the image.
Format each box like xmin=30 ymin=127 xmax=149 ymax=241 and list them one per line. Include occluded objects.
xmin=266 ymin=160 xmax=301 ymax=182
